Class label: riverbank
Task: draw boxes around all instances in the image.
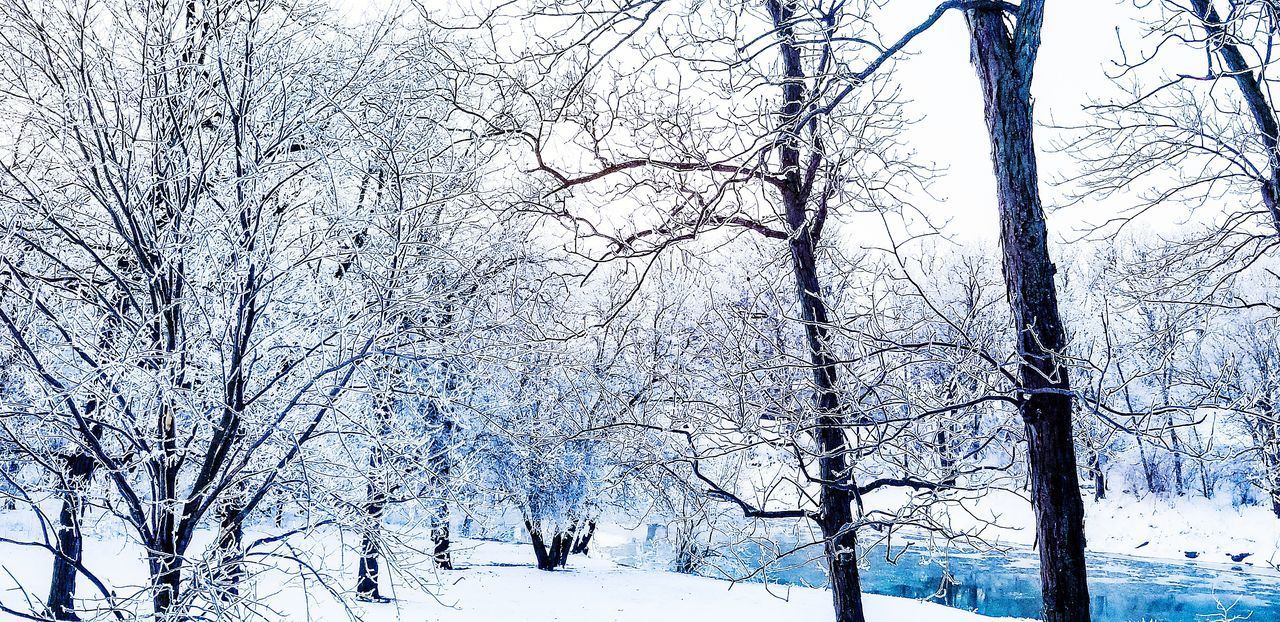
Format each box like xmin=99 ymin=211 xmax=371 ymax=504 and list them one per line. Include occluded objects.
xmin=0 ymin=525 xmax=1030 ymax=622
xmin=377 ymin=540 xmax=1030 ymax=622
xmin=943 ymin=490 xmax=1280 ymax=568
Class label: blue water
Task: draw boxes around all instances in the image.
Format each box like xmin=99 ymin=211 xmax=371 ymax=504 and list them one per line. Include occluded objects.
xmin=612 ymin=538 xmax=1280 ymax=621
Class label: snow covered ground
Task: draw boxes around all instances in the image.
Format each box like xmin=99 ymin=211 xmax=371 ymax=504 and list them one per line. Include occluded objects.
xmin=346 ymin=540 xmax=1030 ymax=622
xmin=1080 ymin=495 xmax=1279 ymax=565
xmin=933 ymin=490 xmax=1280 ymax=567
xmin=1 ymin=490 xmax=1275 ymax=621
xmin=0 ymin=524 xmax=1029 ymax=622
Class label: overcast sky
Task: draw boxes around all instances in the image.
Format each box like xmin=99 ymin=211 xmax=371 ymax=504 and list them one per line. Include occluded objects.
xmin=888 ymin=0 xmax=1149 ymax=247
xmin=346 ymin=0 xmax=1170 ymax=251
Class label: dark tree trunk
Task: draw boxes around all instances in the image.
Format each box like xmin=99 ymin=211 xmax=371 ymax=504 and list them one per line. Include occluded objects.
xmin=47 ymin=460 xmax=91 ymax=622
xmin=527 ymin=521 xmax=550 ymax=570
xmin=427 ymin=415 xmax=454 ymax=570
xmin=48 ymin=492 xmax=82 ymax=620
xmin=1187 ymin=0 xmax=1280 ymax=234
xmin=526 ymin=521 xmax=560 ymax=571
xmin=1166 ymin=410 xmax=1186 ymax=496
xmin=356 ymin=533 xmax=382 ymax=601
xmin=48 ymin=418 xmax=100 ymax=621
xmin=764 ymin=0 xmax=866 ymax=618
xmin=1137 ymin=435 xmax=1158 ymax=495
xmin=967 ymin=4 xmax=1091 ymax=622
xmin=149 ymin=549 xmax=182 ymax=619
xmin=1089 ymin=450 xmax=1106 ymax=501
xmin=356 ymin=473 xmax=388 ymax=601
xmin=570 ymin=520 xmax=596 ymax=555
xmin=787 ymin=231 xmax=864 ymax=622
xmin=1257 ymin=416 xmax=1280 ymax=518
xmin=150 ymin=397 xmax=184 ymax=619
xmin=357 ymin=383 xmax=395 ymax=602
xmin=431 ymin=515 xmax=452 ymax=570
xmin=525 ymin=520 xmax=574 ymax=571
xmin=548 ymin=530 xmax=570 ymax=569
xmin=937 ymin=426 xmax=959 ymax=487
xmin=213 ymin=495 xmax=246 ymax=602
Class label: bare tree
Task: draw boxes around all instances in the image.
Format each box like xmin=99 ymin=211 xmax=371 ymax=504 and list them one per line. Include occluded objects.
xmin=467 ymin=0 xmax=1030 ymax=618
xmin=965 ymin=2 xmax=1091 ymax=620
xmin=0 ymin=2 xmax=384 ymax=617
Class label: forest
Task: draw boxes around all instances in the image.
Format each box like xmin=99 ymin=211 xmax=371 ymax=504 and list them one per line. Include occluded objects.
xmin=0 ymin=1 xmax=1277 ymax=621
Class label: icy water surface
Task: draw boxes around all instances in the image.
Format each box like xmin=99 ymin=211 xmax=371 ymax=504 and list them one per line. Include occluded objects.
xmin=611 ymin=538 xmax=1280 ymax=621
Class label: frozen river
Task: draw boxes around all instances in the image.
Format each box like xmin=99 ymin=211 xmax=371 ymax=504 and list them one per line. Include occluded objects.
xmin=612 ymin=537 xmax=1280 ymax=621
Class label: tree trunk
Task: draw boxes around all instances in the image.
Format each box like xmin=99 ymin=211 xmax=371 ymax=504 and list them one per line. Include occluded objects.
xmin=525 ymin=520 xmax=571 ymax=571
xmin=357 ymin=382 xmax=395 ymax=602
xmin=427 ymin=416 xmax=454 ymax=570
xmin=784 ymin=200 xmax=865 ymax=622
xmin=431 ymin=514 xmax=452 ymax=570
xmin=356 ymin=532 xmax=382 ymax=601
xmin=967 ymin=5 xmax=1091 ymax=622
xmin=47 ymin=491 xmax=84 ymax=620
xmin=149 ymin=548 xmax=182 ymax=619
xmin=763 ymin=0 xmax=866 ymax=616
xmin=356 ymin=469 xmax=388 ymax=601
xmin=212 ymin=496 xmax=246 ymax=602
xmin=1088 ymin=449 xmax=1105 ymax=501
xmin=1258 ymin=416 xmax=1280 ymax=518
xmin=571 ymin=520 xmax=596 ymax=555
xmin=48 ymin=451 xmax=97 ymax=621
xmin=1166 ymin=412 xmax=1186 ymax=496
xmin=527 ymin=521 xmax=550 ymax=570
xmin=1187 ymin=0 xmax=1280 ymax=233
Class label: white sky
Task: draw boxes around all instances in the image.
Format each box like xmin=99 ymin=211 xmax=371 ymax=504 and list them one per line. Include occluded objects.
xmin=888 ymin=0 xmax=1146 ymax=247
xmin=345 ymin=0 xmax=1170 ymax=251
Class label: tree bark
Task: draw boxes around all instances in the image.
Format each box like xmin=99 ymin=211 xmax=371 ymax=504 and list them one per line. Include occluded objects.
xmin=1089 ymin=450 xmax=1106 ymax=501
xmin=427 ymin=409 xmax=454 ymax=570
xmin=431 ymin=515 xmax=453 ymax=570
xmin=570 ymin=519 xmax=596 ymax=555
xmin=525 ymin=520 xmax=572 ymax=571
xmin=967 ymin=4 xmax=1091 ymax=622
xmin=356 ymin=460 xmax=388 ymax=601
xmin=356 ymin=531 xmax=383 ymax=601
xmin=765 ymin=0 xmax=866 ymax=618
xmin=1167 ymin=417 xmax=1186 ymax=496
xmin=47 ymin=452 xmax=94 ymax=621
xmin=212 ymin=493 xmax=246 ymax=603
xmin=786 ymin=229 xmax=866 ymax=622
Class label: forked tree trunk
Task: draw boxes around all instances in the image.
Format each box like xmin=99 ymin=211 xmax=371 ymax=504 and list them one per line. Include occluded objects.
xmin=526 ymin=521 xmax=558 ymax=571
xmin=967 ymin=4 xmax=1091 ymax=622
xmin=570 ymin=520 xmax=596 ymax=555
xmin=525 ymin=520 xmax=575 ymax=571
